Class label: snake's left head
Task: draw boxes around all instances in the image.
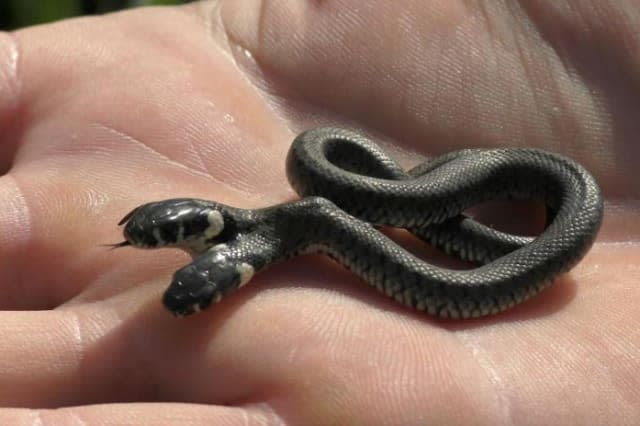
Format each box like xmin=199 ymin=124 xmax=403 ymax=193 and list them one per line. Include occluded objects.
xmin=163 ymin=253 xmax=255 ymax=316
xmin=115 ymin=199 xmax=235 ymax=251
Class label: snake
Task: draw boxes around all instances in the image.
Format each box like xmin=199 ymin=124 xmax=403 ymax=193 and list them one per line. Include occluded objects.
xmin=114 ymin=127 xmax=603 ymax=319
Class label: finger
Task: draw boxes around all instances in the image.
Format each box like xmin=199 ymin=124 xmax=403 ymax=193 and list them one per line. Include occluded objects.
xmin=0 ymin=262 xmax=475 ymax=420
xmin=0 ymin=274 xmax=275 ymax=409
xmin=0 ymin=403 xmax=278 ymax=426
xmin=0 ymin=161 xmax=187 ymax=310
xmin=0 ymin=307 xmax=150 ymax=407
xmin=0 ymin=310 xmax=98 ymax=407
xmin=1 ymin=245 xmax=635 ymax=422
xmin=0 ymin=277 xmax=200 ymax=408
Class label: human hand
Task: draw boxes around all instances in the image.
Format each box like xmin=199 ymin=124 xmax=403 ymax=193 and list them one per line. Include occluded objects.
xmin=0 ymin=1 xmax=637 ymax=424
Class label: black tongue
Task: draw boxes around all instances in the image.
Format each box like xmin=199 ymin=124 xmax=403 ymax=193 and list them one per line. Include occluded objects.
xmin=102 ymin=241 xmax=131 ymax=249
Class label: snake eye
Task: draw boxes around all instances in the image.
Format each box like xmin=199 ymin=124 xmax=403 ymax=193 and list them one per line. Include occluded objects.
xmin=120 ymin=199 xmax=226 ymax=249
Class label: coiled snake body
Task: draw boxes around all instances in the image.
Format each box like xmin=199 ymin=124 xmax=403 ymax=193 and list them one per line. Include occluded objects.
xmin=116 ymin=128 xmax=603 ymax=318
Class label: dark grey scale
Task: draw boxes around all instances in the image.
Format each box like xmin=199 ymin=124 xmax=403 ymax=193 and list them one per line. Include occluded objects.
xmin=117 ymin=128 xmax=603 ymax=318
xmin=180 ymin=214 xmax=210 ymax=239
xmin=156 ymin=220 xmax=181 ymax=243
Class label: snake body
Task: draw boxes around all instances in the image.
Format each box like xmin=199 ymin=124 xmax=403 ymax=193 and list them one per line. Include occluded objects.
xmin=117 ymin=128 xmax=603 ymax=318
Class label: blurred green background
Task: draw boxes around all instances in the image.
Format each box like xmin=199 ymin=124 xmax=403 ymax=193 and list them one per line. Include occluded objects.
xmin=1 ymin=0 xmax=191 ymax=30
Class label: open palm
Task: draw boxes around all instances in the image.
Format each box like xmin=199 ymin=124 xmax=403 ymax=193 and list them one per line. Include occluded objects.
xmin=0 ymin=1 xmax=637 ymax=424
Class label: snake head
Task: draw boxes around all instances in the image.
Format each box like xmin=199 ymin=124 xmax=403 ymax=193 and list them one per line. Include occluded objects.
xmin=117 ymin=199 xmax=231 ymax=251
xmin=163 ymin=252 xmax=254 ymax=316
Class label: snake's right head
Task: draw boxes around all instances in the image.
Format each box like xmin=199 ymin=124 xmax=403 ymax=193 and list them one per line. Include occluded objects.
xmin=116 ymin=199 xmax=234 ymax=251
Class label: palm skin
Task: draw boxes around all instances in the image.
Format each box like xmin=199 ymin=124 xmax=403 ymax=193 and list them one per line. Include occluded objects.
xmin=0 ymin=1 xmax=637 ymax=424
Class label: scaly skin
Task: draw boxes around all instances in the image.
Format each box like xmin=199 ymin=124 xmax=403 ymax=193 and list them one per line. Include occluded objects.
xmin=119 ymin=128 xmax=602 ymax=318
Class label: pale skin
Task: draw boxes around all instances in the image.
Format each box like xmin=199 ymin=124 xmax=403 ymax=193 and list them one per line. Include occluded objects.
xmin=0 ymin=0 xmax=638 ymax=424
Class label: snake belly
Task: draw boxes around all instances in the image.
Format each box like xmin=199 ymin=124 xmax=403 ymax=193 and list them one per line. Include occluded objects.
xmin=117 ymin=127 xmax=604 ymax=318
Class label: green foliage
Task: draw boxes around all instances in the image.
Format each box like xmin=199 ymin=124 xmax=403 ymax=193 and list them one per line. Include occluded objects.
xmin=1 ymin=0 xmax=191 ymax=30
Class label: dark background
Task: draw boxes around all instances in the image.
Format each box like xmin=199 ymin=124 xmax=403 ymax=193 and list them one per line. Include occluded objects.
xmin=1 ymin=0 xmax=190 ymax=30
